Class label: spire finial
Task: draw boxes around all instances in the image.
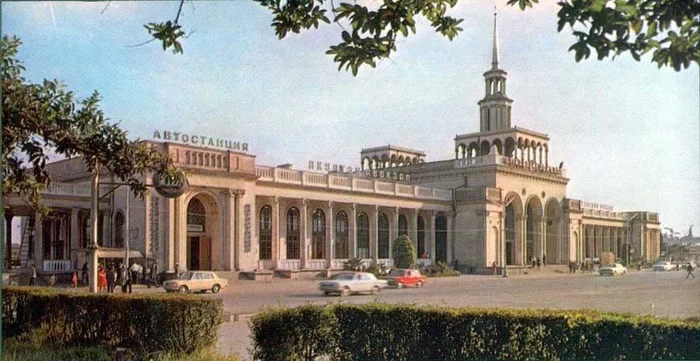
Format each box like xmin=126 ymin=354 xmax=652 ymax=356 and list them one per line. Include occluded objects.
xmin=492 ymin=5 xmax=499 ymax=69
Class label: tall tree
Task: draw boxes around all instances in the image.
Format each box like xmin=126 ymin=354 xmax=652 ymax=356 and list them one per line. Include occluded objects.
xmin=1 ymin=35 xmax=183 ymax=212
xmin=146 ymin=0 xmax=698 ymax=74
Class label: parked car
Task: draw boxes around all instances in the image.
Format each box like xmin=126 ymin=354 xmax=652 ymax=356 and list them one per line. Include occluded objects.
xmin=319 ymin=272 xmax=388 ymax=296
xmin=163 ymin=271 xmax=228 ymax=294
xmin=385 ymin=269 xmax=426 ymax=288
xmin=599 ymin=263 xmax=627 ymax=276
xmin=652 ymin=261 xmax=674 ymax=272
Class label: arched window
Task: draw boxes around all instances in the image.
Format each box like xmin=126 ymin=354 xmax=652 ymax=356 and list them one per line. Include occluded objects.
xmin=187 ymin=198 xmax=206 ymax=232
xmin=378 ymin=213 xmax=389 ymax=259
xmin=357 ymin=212 xmax=369 ymax=259
xmin=526 ymin=204 xmax=534 ymax=261
xmin=398 ymin=214 xmax=408 ymax=236
xmin=115 ymin=212 xmax=125 ymax=248
xmin=312 ymin=209 xmax=325 ymax=259
xmin=435 ymin=216 xmax=447 ymax=262
xmin=417 ymin=216 xmax=425 ymax=257
xmin=287 ymin=207 xmax=300 ymax=259
xmin=259 ymin=205 xmax=272 ymax=260
xmin=335 ymin=211 xmax=348 ymax=259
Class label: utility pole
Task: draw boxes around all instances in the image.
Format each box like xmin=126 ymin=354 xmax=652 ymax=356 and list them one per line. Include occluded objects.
xmin=87 ymin=168 xmax=99 ymax=293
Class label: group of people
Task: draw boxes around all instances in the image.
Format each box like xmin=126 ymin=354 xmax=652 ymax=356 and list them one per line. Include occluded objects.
xmin=530 ymin=255 xmax=547 ymax=269
xmin=66 ymin=259 xmax=160 ymax=292
xmin=567 ymin=260 xmax=595 ymax=273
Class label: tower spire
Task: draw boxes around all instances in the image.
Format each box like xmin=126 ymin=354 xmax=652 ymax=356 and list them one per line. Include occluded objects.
xmin=492 ymin=6 xmax=499 ymax=70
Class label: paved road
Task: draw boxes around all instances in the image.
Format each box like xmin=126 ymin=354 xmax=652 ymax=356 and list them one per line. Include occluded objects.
xmin=214 ymin=269 xmax=700 ymax=360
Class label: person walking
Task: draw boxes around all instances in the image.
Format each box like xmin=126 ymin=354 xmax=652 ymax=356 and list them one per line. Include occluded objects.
xmin=687 ymin=263 xmax=695 ymax=279
xmin=536 ymin=257 xmax=541 ymax=270
xmin=174 ymin=263 xmax=181 ymax=278
xmin=531 ymin=256 xmax=536 ymax=268
xmin=29 ymin=264 xmax=37 ymax=286
xmin=71 ymin=271 xmax=78 ymax=288
xmin=130 ymin=262 xmax=139 ymax=285
xmin=542 ymin=254 xmax=547 ymax=267
xmin=81 ymin=262 xmax=89 ymax=287
xmin=106 ymin=266 xmax=116 ymax=293
xmin=491 ymin=261 xmax=498 ymax=275
xmin=98 ymin=267 xmax=107 ymax=292
xmin=120 ymin=264 xmax=132 ymax=293
xmin=149 ymin=259 xmax=159 ymax=288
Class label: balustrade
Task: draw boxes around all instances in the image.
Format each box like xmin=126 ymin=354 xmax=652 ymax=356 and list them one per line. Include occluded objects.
xmin=43 ymin=260 xmax=71 ymax=272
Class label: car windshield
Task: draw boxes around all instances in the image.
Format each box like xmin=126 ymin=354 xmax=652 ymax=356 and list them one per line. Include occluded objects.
xmin=179 ymin=271 xmax=195 ymax=280
xmin=335 ymin=273 xmax=355 ymax=281
xmin=388 ymin=269 xmax=404 ymax=276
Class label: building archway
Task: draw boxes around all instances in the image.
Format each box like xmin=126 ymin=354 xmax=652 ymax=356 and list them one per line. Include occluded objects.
xmin=544 ymin=199 xmax=562 ymax=264
xmin=525 ymin=196 xmax=543 ymax=264
xmin=335 ymin=211 xmax=349 ymax=259
xmin=504 ymin=192 xmax=523 ymax=265
xmin=185 ymin=193 xmax=221 ymax=271
xmin=378 ymin=213 xmax=389 ymax=259
xmin=357 ymin=212 xmax=370 ymax=259
xmin=311 ymin=209 xmax=326 ymax=259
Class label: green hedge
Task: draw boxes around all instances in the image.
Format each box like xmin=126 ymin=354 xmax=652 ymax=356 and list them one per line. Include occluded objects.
xmin=250 ymin=304 xmax=700 ymax=361
xmin=2 ymin=287 xmax=223 ymax=355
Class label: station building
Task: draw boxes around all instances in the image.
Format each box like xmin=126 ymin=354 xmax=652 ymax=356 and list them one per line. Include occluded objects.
xmin=3 ymin=14 xmax=661 ymax=276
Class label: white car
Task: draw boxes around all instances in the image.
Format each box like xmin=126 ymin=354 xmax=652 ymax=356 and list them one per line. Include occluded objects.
xmin=652 ymin=261 xmax=674 ymax=271
xmin=319 ymin=272 xmax=388 ymax=296
xmin=599 ymin=263 xmax=627 ymax=276
xmin=163 ymin=271 xmax=228 ymax=293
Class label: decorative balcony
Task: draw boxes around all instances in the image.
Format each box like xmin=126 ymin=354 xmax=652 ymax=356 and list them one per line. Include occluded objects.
xmin=255 ymin=166 xmax=453 ymax=201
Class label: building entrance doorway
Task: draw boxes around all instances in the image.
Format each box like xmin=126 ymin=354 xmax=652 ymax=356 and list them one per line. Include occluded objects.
xmin=188 ymin=236 xmax=211 ymax=270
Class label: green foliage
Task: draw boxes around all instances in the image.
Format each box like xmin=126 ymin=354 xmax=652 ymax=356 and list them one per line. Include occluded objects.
xmin=2 ymin=287 xmax=224 ymax=356
xmin=249 ymin=305 xmax=337 ymax=361
xmin=509 ymin=0 xmax=699 ymax=71
xmin=343 ymin=257 xmax=365 ymax=271
xmin=392 ymin=235 xmax=416 ymax=269
xmin=147 ymin=0 xmax=696 ymax=73
xmin=250 ymin=303 xmax=700 ymax=361
xmin=424 ymin=261 xmax=460 ymax=277
xmin=1 ymin=36 xmax=185 ymax=212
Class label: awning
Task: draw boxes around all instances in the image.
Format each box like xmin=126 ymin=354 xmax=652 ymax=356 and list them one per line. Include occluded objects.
xmin=97 ymin=248 xmax=144 ymax=259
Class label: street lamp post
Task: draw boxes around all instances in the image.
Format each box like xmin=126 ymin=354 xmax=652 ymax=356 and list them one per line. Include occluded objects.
xmin=87 ymin=169 xmax=99 ymax=293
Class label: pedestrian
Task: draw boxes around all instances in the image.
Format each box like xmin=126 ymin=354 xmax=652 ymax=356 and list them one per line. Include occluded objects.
xmin=491 ymin=260 xmax=497 ymax=275
xmin=29 ymin=264 xmax=37 ymax=286
xmin=98 ymin=267 xmax=107 ymax=292
xmin=175 ymin=263 xmax=181 ymax=278
xmin=81 ymin=262 xmax=89 ymax=286
xmin=106 ymin=266 xmax=116 ymax=293
xmin=120 ymin=264 xmax=132 ymax=293
xmin=71 ymin=271 xmax=78 ymax=288
xmin=149 ymin=259 xmax=160 ymax=288
xmin=687 ymin=263 xmax=695 ymax=279
xmin=536 ymin=257 xmax=541 ymax=270
xmin=137 ymin=262 xmax=144 ymax=284
xmin=130 ymin=262 xmax=139 ymax=285
xmin=531 ymin=256 xmax=536 ymax=268
xmin=542 ymin=254 xmax=547 ymax=267
xmin=49 ymin=273 xmax=56 ymax=287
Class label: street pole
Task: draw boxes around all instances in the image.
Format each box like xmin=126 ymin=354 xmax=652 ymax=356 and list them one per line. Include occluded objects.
xmin=125 ymin=186 xmax=130 ymax=268
xmin=87 ymin=168 xmax=99 ymax=293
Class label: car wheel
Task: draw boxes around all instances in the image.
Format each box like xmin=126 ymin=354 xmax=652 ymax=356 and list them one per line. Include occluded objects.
xmin=178 ymin=285 xmax=188 ymax=293
xmin=397 ymin=283 xmax=403 ymax=289
xmin=324 ymin=291 xmax=331 ymax=296
xmin=341 ymin=287 xmax=350 ymax=297
xmin=370 ymin=286 xmax=379 ymax=295
xmin=212 ymin=284 xmax=221 ymax=294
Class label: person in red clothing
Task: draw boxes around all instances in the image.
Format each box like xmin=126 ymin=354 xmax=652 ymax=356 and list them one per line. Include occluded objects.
xmin=98 ymin=267 xmax=107 ymax=293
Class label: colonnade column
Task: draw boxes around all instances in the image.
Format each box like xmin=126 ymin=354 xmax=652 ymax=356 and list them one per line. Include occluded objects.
xmin=301 ymin=199 xmax=308 ymax=269
xmin=446 ymin=212 xmax=453 ymax=263
xmin=391 ymin=208 xmax=399 ymax=259
xmin=70 ymin=209 xmax=80 ymax=271
xmin=429 ymin=211 xmax=436 ymax=261
xmin=372 ymin=206 xmax=379 ymax=264
xmin=411 ymin=210 xmax=419 ymax=257
xmin=176 ymin=195 xmax=187 ymax=271
xmin=326 ymin=202 xmax=334 ymax=268
xmin=540 ymin=218 xmax=546 ymax=263
xmin=350 ymin=204 xmax=357 ymax=259
xmin=521 ymin=214 xmax=527 ymax=265
xmin=274 ymin=197 xmax=281 ymax=268
xmin=167 ymin=198 xmax=176 ymax=272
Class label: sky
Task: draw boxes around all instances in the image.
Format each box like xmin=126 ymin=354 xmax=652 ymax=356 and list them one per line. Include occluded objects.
xmin=2 ymin=1 xmax=699 ymax=236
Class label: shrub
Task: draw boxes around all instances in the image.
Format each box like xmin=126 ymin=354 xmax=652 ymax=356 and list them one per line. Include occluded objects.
xmin=343 ymin=257 xmax=364 ymax=271
xmin=392 ymin=235 xmax=416 ymax=269
xmin=2 ymin=287 xmax=223 ymax=356
xmin=249 ymin=304 xmax=700 ymax=361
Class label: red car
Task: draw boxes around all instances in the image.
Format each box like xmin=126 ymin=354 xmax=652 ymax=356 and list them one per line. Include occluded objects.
xmin=386 ymin=269 xmax=426 ymax=288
